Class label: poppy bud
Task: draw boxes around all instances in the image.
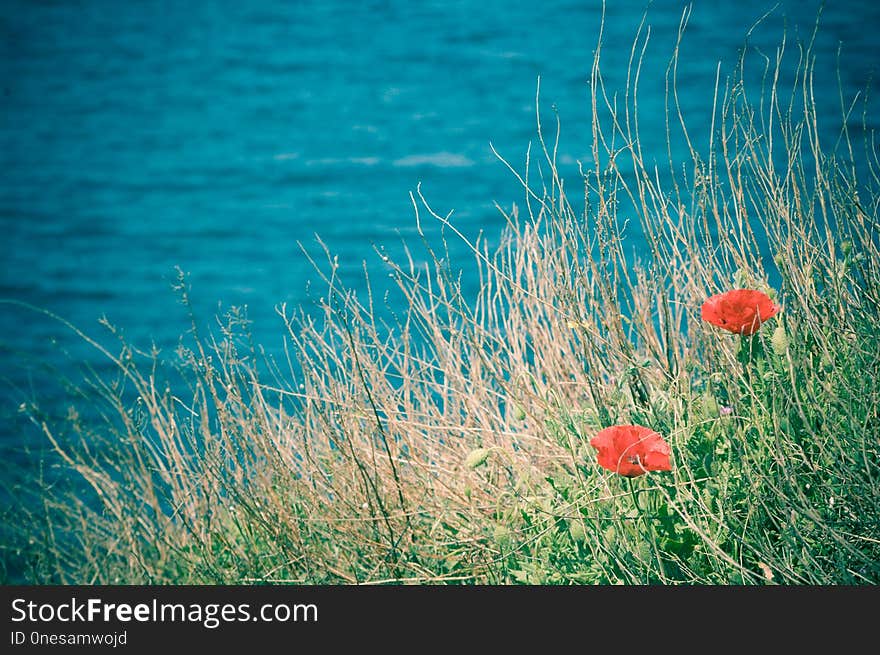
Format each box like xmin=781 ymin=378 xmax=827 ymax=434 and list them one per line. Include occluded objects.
xmin=465 ymin=448 xmax=491 ymax=469
xmin=841 ymin=240 xmax=852 ymax=257
xmin=702 ymin=392 xmax=720 ymax=416
xmin=494 ymin=524 xmax=512 ymax=546
xmin=513 ymin=404 xmax=527 ymax=421
xmin=771 ymin=325 xmax=789 ymax=355
xmin=568 ymin=520 xmax=587 ymax=543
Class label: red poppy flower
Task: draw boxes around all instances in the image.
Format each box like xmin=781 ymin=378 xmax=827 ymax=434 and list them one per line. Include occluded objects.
xmin=589 ymin=424 xmax=672 ymax=477
xmin=700 ymin=289 xmax=780 ymax=336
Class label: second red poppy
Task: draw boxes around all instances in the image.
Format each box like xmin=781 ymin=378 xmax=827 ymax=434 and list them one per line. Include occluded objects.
xmin=590 ymin=424 xmax=672 ymax=478
xmin=701 ymin=288 xmax=780 ymax=336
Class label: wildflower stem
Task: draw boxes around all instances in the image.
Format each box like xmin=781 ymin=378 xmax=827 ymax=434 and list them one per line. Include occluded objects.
xmin=736 ymin=335 xmax=750 ymax=369
xmin=627 ymin=477 xmax=667 ymax=582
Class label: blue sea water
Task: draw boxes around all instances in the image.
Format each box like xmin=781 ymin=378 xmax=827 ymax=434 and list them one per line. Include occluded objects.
xmin=0 ymin=1 xmax=877 ymax=509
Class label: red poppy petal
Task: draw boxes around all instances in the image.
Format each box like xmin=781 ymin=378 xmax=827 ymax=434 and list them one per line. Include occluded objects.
xmin=591 ymin=425 xmax=671 ymax=476
xmin=701 ymin=289 xmax=779 ymax=335
xmin=642 ymin=449 xmax=672 ymax=472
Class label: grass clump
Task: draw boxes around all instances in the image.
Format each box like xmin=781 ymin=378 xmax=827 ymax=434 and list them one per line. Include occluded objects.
xmin=3 ymin=8 xmax=878 ymax=585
